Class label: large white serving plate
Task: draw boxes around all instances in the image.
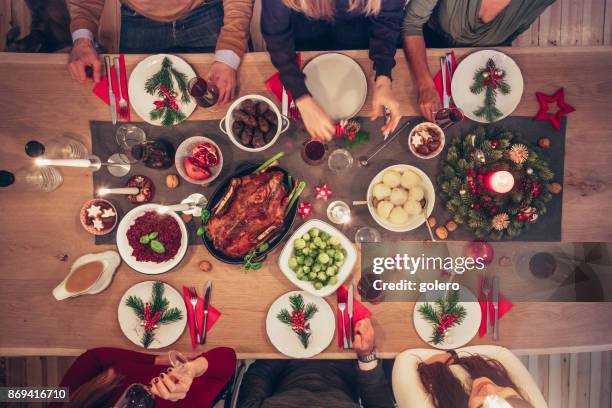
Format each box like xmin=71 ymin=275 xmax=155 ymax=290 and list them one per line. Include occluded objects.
xmin=118 ymin=281 xmax=186 ymax=349
xmin=116 ymin=203 xmax=188 ymax=274
xmin=278 ymin=219 xmax=356 ymax=297
xmin=266 ymin=290 xmax=335 ymax=358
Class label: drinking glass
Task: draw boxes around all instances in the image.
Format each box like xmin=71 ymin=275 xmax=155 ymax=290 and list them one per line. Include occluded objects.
xmin=301 ymin=139 xmax=327 ymax=166
xmin=354 ymin=227 xmax=381 ymax=243
xmin=327 ymin=201 xmax=351 ymax=224
xmin=115 ymin=124 xmax=147 ymax=164
xmin=168 ymin=350 xmax=197 ymax=378
xmin=328 ymin=148 xmax=354 ymax=173
xmin=188 ymin=77 xmax=219 ymax=107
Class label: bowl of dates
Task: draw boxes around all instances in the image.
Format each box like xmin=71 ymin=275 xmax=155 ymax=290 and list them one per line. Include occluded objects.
xmin=408 ymin=122 xmax=445 ymax=159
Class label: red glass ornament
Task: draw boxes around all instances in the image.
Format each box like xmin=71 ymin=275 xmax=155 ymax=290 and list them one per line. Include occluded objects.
xmin=465 ymin=240 xmax=494 ymax=265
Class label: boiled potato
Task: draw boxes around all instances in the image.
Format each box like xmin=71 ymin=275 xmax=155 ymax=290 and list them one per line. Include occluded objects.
xmin=372 ymin=183 xmax=391 ymax=200
xmin=389 ymin=206 xmax=409 ymax=225
xmin=390 ymin=187 xmax=408 ymax=205
xmin=408 ymin=185 xmax=425 ymax=201
xmin=403 ymin=200 xmax=422 ymax=215
xmin=401 ymin=171 xmax=421 ymax=189
xmin=382 ymin=170 xmax=401 ymax=188
xmin=377 ymin=200 xmax=394 ymax=219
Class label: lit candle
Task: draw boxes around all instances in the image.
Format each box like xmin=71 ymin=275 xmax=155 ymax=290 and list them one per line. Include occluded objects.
xmin=35 ymin=158 xmax=93 ymax=168
xmin=161 ymin=203 xmax=192 ymax=212
xmin=484 ymin=171 xmax=514 ymax=193
xmin=98 ymin=187 xmax=140 ymax=196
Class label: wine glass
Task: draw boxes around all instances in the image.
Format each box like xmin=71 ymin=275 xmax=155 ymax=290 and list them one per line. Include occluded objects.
xmin=108 ymin=124 xmax=146 ymax=176
xmin=114 ymin=383 xmax=155 ymax=408
xmin=167 ymin=350 xmax=197 ymax=378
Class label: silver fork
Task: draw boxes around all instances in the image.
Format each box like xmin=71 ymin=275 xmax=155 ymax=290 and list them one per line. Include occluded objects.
xmin=188 ymin=287 xmax=201 ymax=344
xmin=338 ymin=302 xmax=348 ymax=349
xmin=113 ymin=57 xmax=129 ymax=118
xmin=482 ymin=277 xmax=491 ymax=335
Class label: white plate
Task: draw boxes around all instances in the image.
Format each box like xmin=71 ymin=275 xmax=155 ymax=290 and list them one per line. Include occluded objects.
xmin=116 ymin=204 xmax=188 ymax=274
xmin=367 ymin=164 xmax=435 ymax=232
xmin=278 ymin=219 xmax=357 ymax=297
xmin=128 ymin=54 xmax=197 ymax=126
xmin=303 ymin=53 xmax=367 ymax=121
xmin=412 ymin=285 xmax=481 ymax=350
xmin=118 ymin=281 xmax=186 ymax=349
xmin=266 ymin=291 xmax=335 ymax=358
xmin=451 ymin=49 xmax=524 ymax=123
xmin=175 ymin=136 xmax=223 ymax=185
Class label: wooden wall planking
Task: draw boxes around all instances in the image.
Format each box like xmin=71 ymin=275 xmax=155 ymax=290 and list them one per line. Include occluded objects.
xmin=539 ymin=0 xmax=563 ymax=46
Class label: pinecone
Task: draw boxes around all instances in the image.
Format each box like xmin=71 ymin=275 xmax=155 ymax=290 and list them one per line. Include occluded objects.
xmin=508 ymin=144 xmax=529 ymax=164
xmin=491 ymin=213 xmax=510 ymax=231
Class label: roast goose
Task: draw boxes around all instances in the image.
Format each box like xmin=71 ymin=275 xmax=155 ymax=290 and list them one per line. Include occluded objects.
xmin=207 ymin=169 xmax=297 ymax=258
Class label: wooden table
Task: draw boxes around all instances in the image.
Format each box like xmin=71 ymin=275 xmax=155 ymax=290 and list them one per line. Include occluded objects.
xmin=0 ymin=48 xmax=611 ymax=358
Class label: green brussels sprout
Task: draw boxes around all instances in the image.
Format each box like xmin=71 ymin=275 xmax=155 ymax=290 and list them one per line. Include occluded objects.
xmin=314 ymin=281 xmax=323 ymax=290
xmin=310 ymin=228 xmax=320 ymax=237
xmin=288 ymin=257 xmax=298 ymax=270
xmin=334 ymin=260 xmax=344 ymax=268
xmin=317 ymin=272 xmax=327 ymax=281
xmin=313 ymin=264 xmax=322 ymax=273
xmin=317 ymin=253 xmax=330 ymax=264
xmin=319 ymin=242 xmax=327 ymax=249
xmin=309 ymin=243 xmax=317 ymax=251
xmin=329 ymin=276 xmax=338 ymax=285
xmin=313 ymin=237 xmax=323 ymax=247
xmin=302 ymin=266 xmax=311 ymax=273
xmin=308 ymin=272 xmax=317 ymax=280
xmin=294 ymin=238 xmax=306 ymax=249
xmin=304 ymin=257 xmax=314 ymax=267
xmin=329 ymin=236 xmax=340 ymax=246
xmin=326 ymin=248 xmax=336 ymax=257
xmin=334 ymin=252 xmax=345 ymax=262
xmin=296 ymin=266 xmax=304 ymax=274
xmin=302 ymin=247 xmax=311 ymax=256
xmin=302 ymin=232 xmax=311 ymax=241
xmin=320 ymin=232 xmax=330 ymax=241
xmin=293 ymin=248 xmax=302 ymax=257
xmin=295 ymin=272 xmax=305 ymax=280
xmin=296 ymin=255 xmax=305 ymax=265
xmin=325 ymin=266 xmax=336 ymax=276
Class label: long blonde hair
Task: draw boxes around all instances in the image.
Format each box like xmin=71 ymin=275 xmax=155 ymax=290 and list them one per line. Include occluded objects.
xmin=63 ymin=368 xmax=124 ymax=408
xmin=282 ymin=0 xmax=382 ymax=21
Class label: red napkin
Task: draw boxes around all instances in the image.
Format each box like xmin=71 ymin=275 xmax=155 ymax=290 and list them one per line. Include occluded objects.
xmin=182 ymin=286 xmax=221 ymax=349
xmin=477 ymin=276 xmax=513 ymax=337
xmin=93 ymin=54 xmax=130 ymax=121
xmin=433 ymin=51 xmax=457 ymax=107
xmin=336 ymin=284 xmax=372 ymax=348
xmin=265 ymin=53 xmax=302 ymax=104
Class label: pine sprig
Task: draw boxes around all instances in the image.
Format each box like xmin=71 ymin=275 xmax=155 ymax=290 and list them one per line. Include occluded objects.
xmin=470 ymin=58 xmax=511 ymax=123
xmin=141 ymin=329 xmax=154 ymax=349
xmin=418 ymin=290 xmax=467 ymax=345
xmin=277 ymin=294 xmax=318 ymax=349
xmin=304 ymin=303 xmax=318 ymax=320
xmin=158 ymin=307 xmax=183 ymax=324
xmin=151 ymin=281 xmax=169 ymax=315
xmin=289 ymin=294 xmax=305 ymax=313
xmin=125 ymin=296 xmax=145 ymax=320
xmin=145 ymin=57 xmax=190 ymax=126
xmin=277 ymin=309 xmax=293 ymax=325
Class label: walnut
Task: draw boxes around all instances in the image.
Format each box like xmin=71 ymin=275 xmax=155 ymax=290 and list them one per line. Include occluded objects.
xmin=548 ymin=182 xmax=562 ymax=194
xmin=427 ymin=216 xmax=437 ymax=228
xmin=181 ymin=213 xmax=193 ymax=223
xmin=166 ymin=174 xmax=179 ymax=189
xmin=445 ymin=221 xmax=458 ymax=232
xmin=498 ymin=256 xmax=512 ymax=267
xmin=538 ymin=137 xmax=551 ymax=149
xmin=199 ymin=260 xmax=213 ymax=272
xmin=435 ymin=226 xmax=448 ymax=240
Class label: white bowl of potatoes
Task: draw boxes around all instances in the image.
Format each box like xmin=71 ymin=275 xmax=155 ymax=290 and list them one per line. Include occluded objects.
xmin=366 ymin=164 xmax=435 ymax=232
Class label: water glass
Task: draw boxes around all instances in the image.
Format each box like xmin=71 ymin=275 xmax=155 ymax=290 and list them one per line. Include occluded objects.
xmin=328 ymin=148 xmax=354 ymax=173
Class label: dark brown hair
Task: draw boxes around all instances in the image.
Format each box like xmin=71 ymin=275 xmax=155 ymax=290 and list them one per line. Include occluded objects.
xmin=417 ymin=351 xmax=533 ymax=408
xmin=62 ymin=368 xmax=124 ymax=408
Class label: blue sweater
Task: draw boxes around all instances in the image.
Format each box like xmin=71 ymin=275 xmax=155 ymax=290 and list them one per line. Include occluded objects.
xmin=261 ymin=0 xmax=404 ymax=99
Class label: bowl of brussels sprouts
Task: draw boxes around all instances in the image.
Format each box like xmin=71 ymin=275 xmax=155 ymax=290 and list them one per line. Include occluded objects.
xmin=278 ymin=219 xmax=357 ymax=297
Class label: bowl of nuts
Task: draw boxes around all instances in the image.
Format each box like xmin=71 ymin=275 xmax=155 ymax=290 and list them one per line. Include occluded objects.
xmin=408 ymin=122 xmax=445 ymax=159
xmin=220 ymin=95 xmax=290 ymax=152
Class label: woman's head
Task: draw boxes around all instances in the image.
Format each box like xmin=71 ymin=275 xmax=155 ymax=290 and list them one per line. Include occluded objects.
xmin=281 ymin=0 xmax=381 ymax=21
xmin=417 ymin=354 xmax=534 ymax=408
xmin=63 ymin=368 xmax=124 ymax=408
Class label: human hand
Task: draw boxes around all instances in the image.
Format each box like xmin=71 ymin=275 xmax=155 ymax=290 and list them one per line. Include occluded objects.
xmin=68 ymin=38 xmax=102 ymax=83
xmin=295 ymin=95 xmax=335 ymax=141
xmin=418 ymin=84 xmax=440 ymax=122
xmin=353 ymin=318 xmax=375 ymax=357
xmin=370 ymin=76 xmax=400 ymax=136
xmin=206 ymin=61 xmax=237 ymax=105
xmin=149 ymin=369 xmax=193 ymax=402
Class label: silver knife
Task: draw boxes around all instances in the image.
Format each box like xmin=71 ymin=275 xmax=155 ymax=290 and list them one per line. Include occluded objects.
xmin=382 ymin=106 xmax=391 ymax=140
xmin=445 ymin=53 xmax=454 ymax=105
xmin=281 ymin=87 xmax=288 ymax=117
xmin=441 ymin=57 xmax=450 ymax=109
xmin=200 ymin=281 xmax=212 ymax=344
xmin=347 ymin=284 xmax=354 ymax=348
xmin=104 ymin=56 xmax=117 ymax=125
xmin=492 ymin=277 xmax=500 ymax=341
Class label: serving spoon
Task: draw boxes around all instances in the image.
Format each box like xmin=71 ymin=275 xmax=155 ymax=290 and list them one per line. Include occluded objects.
xmin=357 ymin=119 xmax=413 ymax=167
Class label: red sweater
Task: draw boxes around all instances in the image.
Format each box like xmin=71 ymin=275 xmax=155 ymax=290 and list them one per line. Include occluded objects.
xmin=58 ymin=347 xmax=236 ymax=407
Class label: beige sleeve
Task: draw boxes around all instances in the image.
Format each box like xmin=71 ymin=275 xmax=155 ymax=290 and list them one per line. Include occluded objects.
xmin=68 ymin=0 xmax=106 ymax=35
xmin=215 ymin=0 xmax=254 ymax=59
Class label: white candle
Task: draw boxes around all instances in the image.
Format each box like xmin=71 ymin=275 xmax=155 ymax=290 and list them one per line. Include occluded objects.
xmin=98 ymin=187 xmax=140 ymax=196
xmin=484 ymin=170 xmax=515 ymax=194
xmin=161 ymin=203 xmax=192 ymax=213
xmin=35 ymin=158 xmax=93 ymax=168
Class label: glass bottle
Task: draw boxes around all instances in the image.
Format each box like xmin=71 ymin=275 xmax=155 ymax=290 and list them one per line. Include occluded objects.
xmin=0 ymin=167 xmax=63 ymax=192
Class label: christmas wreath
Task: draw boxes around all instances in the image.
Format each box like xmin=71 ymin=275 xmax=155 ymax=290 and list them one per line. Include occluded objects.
xmin=438 ymin=126 xmax=555 ymax=240
xmin=417 ymin=290 xmax=466 ymax=346
xmin=276 ymin=294 xmax=318 ymax=348
xmin=145 ymin=57 xmax=190 ymax=126
xmin=125 ymin=281 xmax=183 ymax=348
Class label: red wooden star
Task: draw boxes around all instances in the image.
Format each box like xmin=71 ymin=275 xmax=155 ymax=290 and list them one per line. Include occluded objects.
xmin=534 ymin=88 xmax=575 ymax=131
xmin=297 ymin=202 xmax=312 ymax=218
xmin=314 ymin=184 xmax=332 ymax=200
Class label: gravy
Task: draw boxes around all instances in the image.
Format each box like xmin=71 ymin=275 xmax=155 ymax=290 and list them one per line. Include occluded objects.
xmin=65 ymin=261 xmax=104 ymax=293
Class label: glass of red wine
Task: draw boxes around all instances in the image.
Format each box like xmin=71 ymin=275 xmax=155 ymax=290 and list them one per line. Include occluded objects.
xmin=300 ymin=139 xmax=327 ymax=166
xmin=188 ymin=77 xmax=219 ymax=107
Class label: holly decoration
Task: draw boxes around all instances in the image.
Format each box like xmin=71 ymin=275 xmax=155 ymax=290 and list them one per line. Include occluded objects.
xmin=125 ymin=281 xmax=183 ymax=348
xmin=315 ymin=184 xmax=332 ymax=200
xmin=438 ymin=126 xmax=555 ymax=240
xmin=145 ymin=57 xmax=190 ymax=126
xmin=534 ymin=88 xmax=575 ymax=131
xmin=297 ymin=202 xmax=313 ymax=218
xmin=417 ymin=290 xmax=466 ymax=345
xmin=276 ymin=293 xmax=318 ymax=348
xmin=470 ymin=58 xmax=511 ymax=123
